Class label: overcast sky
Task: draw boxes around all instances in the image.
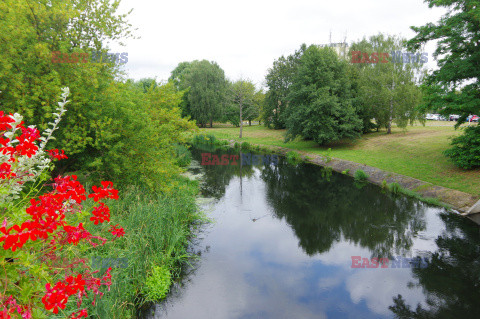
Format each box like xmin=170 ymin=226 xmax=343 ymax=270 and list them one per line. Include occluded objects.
xmin=111 ymin=0 xmax=447 ymax=88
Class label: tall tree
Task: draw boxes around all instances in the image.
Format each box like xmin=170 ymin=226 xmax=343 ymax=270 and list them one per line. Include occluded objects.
xmin=350 ymin=34 xmax=424 ymax=134
xmin=407 ymin=0 xmax=480 ymax=123
xmin=264 ymin=44 xmax=306 ymax=129
xmin=407 ymin=0 xmax=480 ymax=169
xmin=230 ymin=79 xmax=256 ymax=138
xmin=285 ymin=45 xmax=363 ymax=145
xmin=170 ymin=60 xmax=227 ymax=127
xmin=0 ymin=0 xmax=134 ymax=154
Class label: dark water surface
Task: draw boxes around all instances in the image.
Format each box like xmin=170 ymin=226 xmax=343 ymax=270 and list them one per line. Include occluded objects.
xmin=147 ymin=146 xmax=480 ymax=319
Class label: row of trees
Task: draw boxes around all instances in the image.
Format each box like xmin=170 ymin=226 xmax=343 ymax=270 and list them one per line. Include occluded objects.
xmin=263 ymin=5 xmax=479 ymax=170
xmin=263 ymin=35 xmax=425 ymax=145
xmin=169 ymin=60 xmax=264 ymax=129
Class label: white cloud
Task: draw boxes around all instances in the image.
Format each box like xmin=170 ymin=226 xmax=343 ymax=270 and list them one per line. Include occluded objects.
xmin=110 ymin=0 xmax=447 ymax=86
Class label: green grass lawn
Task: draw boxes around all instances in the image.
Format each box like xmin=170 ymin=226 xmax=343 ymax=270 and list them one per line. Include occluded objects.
xmin=201 ymin=122 xmax=480 ymax=196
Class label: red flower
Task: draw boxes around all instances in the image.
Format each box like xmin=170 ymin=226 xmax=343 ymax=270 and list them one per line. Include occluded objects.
xmin=20 ymin=126 xmax=40 ymax=140
xmin=47 ymin=149 xmax=68 ymax=160
xmin=88 ymin=181 xmax=119 ymax=202
xmin=109 ymin=224 xmax=125 ymax=238
xmin=62 ymin=223 xmax=92 ymax=245
xmin=0 ymin=111 xmax=14 ymax=131
xmin=41 ymin=282 xmax=69 ymax=314
xmin=70 ymin=309 xmax=88 ymax=318
xmin=0 ymin=163 xmax=16 ymax=179
xmin=54 ymin=175 xmax=86 ymax=204
xmin=90 ymin=203 xmax=110 ymax=225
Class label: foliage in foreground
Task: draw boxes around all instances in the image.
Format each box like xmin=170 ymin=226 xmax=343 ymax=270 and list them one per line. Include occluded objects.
xmin=0 ymin=90 xmax=124 ymax=318
xmin=87 ymin=179 xmax=203 ymax=318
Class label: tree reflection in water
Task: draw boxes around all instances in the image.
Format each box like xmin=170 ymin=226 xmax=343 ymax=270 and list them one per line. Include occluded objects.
xmin=260 ymin=158 xmax=427 ymax=257
xmin=389 ymin=212 xmax=480 ymax=318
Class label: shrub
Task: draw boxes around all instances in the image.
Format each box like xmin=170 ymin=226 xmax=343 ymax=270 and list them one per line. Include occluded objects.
xmin=143 ymin=265 xmax=172 ymax=301
xmin=241 ymin=141 xmax=251 ymax=150
xmin=444 ymin=125 xmax=480 ymax=169
xmin=342 ymin=169 xmax=350 ymax=175
xmin=286 ymin=151 xmax=302 ymax=164
xmin=354 ymin=169 xmax=369 ymax=181
xmin=192 ymin=134 xmax=217 ymax=145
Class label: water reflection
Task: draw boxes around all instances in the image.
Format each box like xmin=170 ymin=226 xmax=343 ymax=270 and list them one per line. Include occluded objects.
xmin=389 ymin=212 xmax=480 ymax=318
xmin=147 ymin=146 xmax=480 ymax=319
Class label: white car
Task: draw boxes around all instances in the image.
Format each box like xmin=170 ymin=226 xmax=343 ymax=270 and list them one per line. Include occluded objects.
xmin=426 ymin=113 xmax=445 ymax=120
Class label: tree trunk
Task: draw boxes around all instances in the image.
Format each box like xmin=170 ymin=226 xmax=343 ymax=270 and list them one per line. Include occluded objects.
xmin=239 ymin=102 xmax=243 ymax=139
xmin=249 ymin=120 xmax=251 ymax=126
xmin=210 ymin=118 xmax=213 ymax=128
xmin=387 ymin=63 xmax=395 ymax=134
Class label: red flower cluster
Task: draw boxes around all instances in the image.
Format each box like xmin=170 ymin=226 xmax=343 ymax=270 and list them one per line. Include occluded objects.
xmin=0 ymin=111 xmax=14 ymax=131
xmin=0 ymin=163 xmax=15 ymax=180
xmin=90 ymin=203 xmax=110 ymax=225
xmin=42 ymin=274 xmax=86 ymax=314
xmin=70 ymin=309 xmax=88 ymax=318
xmin=41 ymin=266 xmax=113 ymax=317
xmin=89 ymin=181 xmax=119 ymax=202
xmin=109 ymin=224 xmax=125 ymax=238
xmin=1 ymin=110 xmax=124 ymax=316
xmin=47 ymin=149 xmax=68 ymax=160
xmin=0 ymin=296 xmax=32 ymax=319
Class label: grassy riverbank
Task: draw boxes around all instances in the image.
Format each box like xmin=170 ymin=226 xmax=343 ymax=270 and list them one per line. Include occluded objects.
xmin=84 ymin=177 xmax=203 ymax=318
xmin=202 ymin=122 xmax=480 ymax=196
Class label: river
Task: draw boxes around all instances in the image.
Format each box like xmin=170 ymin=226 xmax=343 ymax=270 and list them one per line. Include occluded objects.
xmin=146 ymin=145 xmax=480 ymax=319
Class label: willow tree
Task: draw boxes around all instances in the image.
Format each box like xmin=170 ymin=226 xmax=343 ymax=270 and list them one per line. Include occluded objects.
xmin=171 ymin=60 xmax=228 ymax=128
xmin=350 ymin=34 xmax=425 ymax=134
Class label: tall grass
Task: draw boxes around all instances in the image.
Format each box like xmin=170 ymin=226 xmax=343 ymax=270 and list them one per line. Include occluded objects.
xmin=354 ymin=169 xmax=369 ymax=181
xmin=85 ymin=177 xmax=204 ymax=318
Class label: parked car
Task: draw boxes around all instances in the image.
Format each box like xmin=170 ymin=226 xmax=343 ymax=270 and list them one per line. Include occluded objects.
xmin=426 ymin=113 xmax=447 ymax=121
xmin=467 ymin=115 xmax=479 ymax=122
xmin=449 ymin=114 xmax=461 ymax=121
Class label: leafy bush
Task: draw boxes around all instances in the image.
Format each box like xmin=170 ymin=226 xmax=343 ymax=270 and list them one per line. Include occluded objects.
xmin=444 ymin=125 xmax=480 ymax=169
xmin=192 ymin=134 xmax=217 ymax=145
xmin=286 ymin=151 xmax=302 ymax=164
xmin=354 ymin=169 xmax=369 ymax=181
xmin=143 ymin=265 xmax=172 ymax=301
xmin=241 ymin=141 xmax=251 ymax=150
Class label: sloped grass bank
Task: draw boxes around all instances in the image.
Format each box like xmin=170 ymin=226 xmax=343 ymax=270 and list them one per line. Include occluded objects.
xmin=204 ymin=124 xmax=479 ymax=196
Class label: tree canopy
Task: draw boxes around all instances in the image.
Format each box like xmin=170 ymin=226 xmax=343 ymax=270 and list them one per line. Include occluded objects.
xmin=284 ymin=45 xmax=363 ymax=145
